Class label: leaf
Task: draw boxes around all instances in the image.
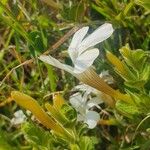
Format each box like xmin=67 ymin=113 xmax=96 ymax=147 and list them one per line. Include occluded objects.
xmin=22 ymin=122 xmax=53 ymax=149
xmin=45 ymin=64 xmax=57 ymax=92
xmin=125 ymin=80 xmax=147 ymax=89
xmin=60 ymin=103 xmax=77 ymax=127
xmin=141 ymin=139 xmax=150 ymax=150
xmin=37 ymin=15 xmax=50 ymax=28
xmin=0 ymin=2 xmax=32 ymax=45
xmin=28 ymin=30 xmax=47 ymax=57
xmin=129 ymin=92 xmax=150 ymax=114
xmin=11 ymin=91 xmax=65 ymax=134
xmin=0 ymin=0 xmax=7 ymax=14
xmin=140 ymin=65 xmax=150 ymax=82
xmin=70 ymin=144 xmax=80 ymax=150
xmin=0 ymin=130 xmax=17 ymax=150
xmin=0 ymin=49 xmax=5 ymax=61
xmin=106 ymin=51 xmax=136 ymax=81
xmin=119 ymin=45 xmax=150 ymax=88
xmin=45 ymin=94 xmax=77 ymax=128
xmin=119 ymin=45 xmax=148 ymax=72
xmin=116 ymin=100 xmax=140 ymax=118
xmin=135 ymin=0 xmax=150 ymax=10
xmin=91 ymin=3 xmax=112 ymax=20
xmin=42 ymin=0 xmax=62 ymax=10
xmin=61 ymin=2 xmax=85 ymax=21
xmin=79 ymin=136 xmax=98 ymax=150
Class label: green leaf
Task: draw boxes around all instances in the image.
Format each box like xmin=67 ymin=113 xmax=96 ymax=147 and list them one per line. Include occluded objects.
xmin=91 ymin=3 xmax=112 ymax=19
xmin=46 ymin=102 xmax=77 ymax=128
xmin=119 ymin=45 xmax=150 ymax=89
xmin=0 ymin=130 xmax=17 ymax=150
xmin=70 ymin=144 xmax=80 ymax=150
xmin=116 ymin=100 xmax=140 ymax=118
xmin=125 ymin=80 xmax=146 ymax=89
xmin=79 ymin=136 xmax=98 ymax=150
xmin=135 ymin=0 xmax=150 ymax=10
xmin=0 ymin=0 xmax=7 ymax=14
xmin=129 ymin=92 xmax=150 ymax=114
xmin=0 ymin=49 xmax=5 ymax=61
xmin=28 ymin=30 xmax=47 ymax=57
xmin=61 ymin=2 xmax=85 ymax=22
xmin=60 ymin=103 xmax=77 ymax=127
xmin=37 ymin=15 xmax=50 ymax=28
xmin=0 ymin=2 xmax=32 ymax=45
xmin=22 ymin=122 xmax=53 ymax=149
xmin=45 ymin=64 xmax=57 ymax=92
xmin=141 ymin=139 xmax=150 ymax=150
xmin=140 ymin=65 xmax=150 ymax=82
xmin=120 ymin=45 xmax=148 ymax=72
xmin=76 ymin=124 xmax=88 ymax=137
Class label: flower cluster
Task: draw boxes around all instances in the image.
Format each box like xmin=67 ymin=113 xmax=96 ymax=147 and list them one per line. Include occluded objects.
xmin=69 ymin=84 xmax=103 ymax=128
xmin=39 ymin=23 xmax=116 ymax=128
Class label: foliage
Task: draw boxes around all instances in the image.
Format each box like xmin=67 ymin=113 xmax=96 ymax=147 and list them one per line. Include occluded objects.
xmin=0 ymin=0 xmax=150 ymax=149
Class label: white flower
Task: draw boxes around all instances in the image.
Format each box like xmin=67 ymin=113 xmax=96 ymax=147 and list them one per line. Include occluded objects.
xmin=73 ymin=83 xmax=98 ymax=95
xmin=69 ymin=92 xmax=101 ymax=129
xmin=39 ymin=23 xmax=120 ymax=103
xmin=100 ymin=70 xmax=114 ymax=85
xmin=11 ymin=110 xmax=26 ymax=126
xmin=72 ymin=82 xmax=115 ymax=107
xmin=39 ymin=23 xmax=114 ymax=74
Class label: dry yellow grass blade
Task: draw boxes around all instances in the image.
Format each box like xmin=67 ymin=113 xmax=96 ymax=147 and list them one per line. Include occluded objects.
xmin=11 ymin=91 xmax=65 ymax=134
xmin=78 ymin=68 xmax=132 ymax=104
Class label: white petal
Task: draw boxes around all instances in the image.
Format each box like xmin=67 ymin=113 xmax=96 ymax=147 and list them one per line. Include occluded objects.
xmin=74 ymin=48 xmax=99 ymax=73
xmin=73 ymin=84 xmax=88 ymax=91
xmin=74 ymin=84 xmax=97 ymax=94
xmin=69 ymin=93 xmax=83 ymax=108
xmin=11 ymin=110 xmax=26 ymax=125
xmin=39 ymin=55 xmax=74 ymax=75
xmin=69 ymin=93 xmax=86 ymax=114
xmin=78 ymin=23 xmax=114 ymax=55
xmin=99 ymin=70 xmax=109 ymax=77
xmin=14 ymin=110 xmax=25 ymax=118
xmin=68 ymin=26 xmax=89 ymax=62
xmin=86 ymin=97 xmax=103 ymax=109
xmin=84 ymin=111 xmax=100 ymax=129
xmin=100 ymin=70 xmax=114 ymax=84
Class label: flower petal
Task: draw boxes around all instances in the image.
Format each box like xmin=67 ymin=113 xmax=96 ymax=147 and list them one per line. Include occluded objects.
xmin=86 ymin=97 xmax=103 ymax=109
xmin=74 ymin=83 xmax=97 ymax=95
xmin=100 ymin=70 xmax=114 ymax=84
xmin=78 ymin=23 xmax=114 ymax=55
xmin=84 ymin=111 xmax=100 ymax=129
xmin=69 ymin=93 xmax=83 ymax=108
xmin=68 ymin=26 xmax=89 ymax=62
xmin=74 ymin=48 xmax=99 ymax=73
xmin=11 ymin=110 xmax=26 ymax=125
xmin=39 ymin=55 xmax=74 ymax=75
xmin=69 ymin=93 xmax=86 ymax=114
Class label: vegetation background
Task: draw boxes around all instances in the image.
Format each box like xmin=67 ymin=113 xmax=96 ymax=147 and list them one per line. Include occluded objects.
xmin=0 ymin=0 xmax=149 ymax=149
